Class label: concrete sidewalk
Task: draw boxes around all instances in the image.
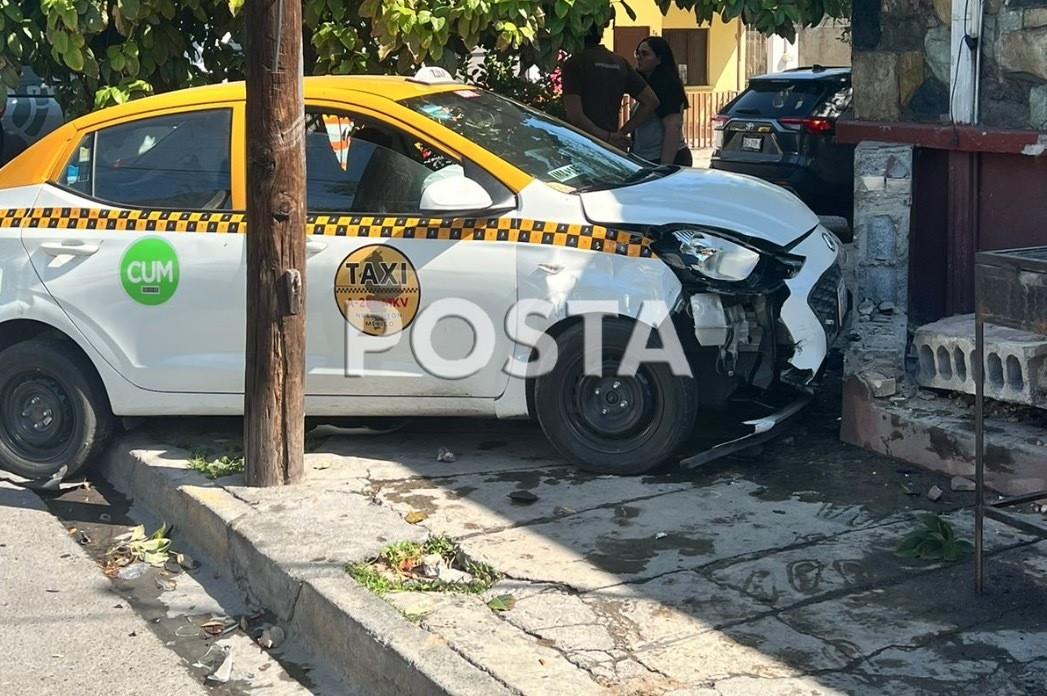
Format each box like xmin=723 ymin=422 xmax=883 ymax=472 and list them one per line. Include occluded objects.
xmin=99 ymin=402 xmax=1047 ymax=695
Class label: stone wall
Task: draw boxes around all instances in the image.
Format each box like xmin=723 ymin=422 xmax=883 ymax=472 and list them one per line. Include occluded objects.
xmin=844 ymin=142 xmax=914 ymax=379
xmin=851 ymin=0 xmax=1047 ymax=130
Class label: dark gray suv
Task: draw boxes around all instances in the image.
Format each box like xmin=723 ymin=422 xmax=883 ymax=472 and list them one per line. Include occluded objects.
xmin=711 ymin=67 xmax=853 ymax=232
xmin=2 ymin=68 xmax=64 ymax=165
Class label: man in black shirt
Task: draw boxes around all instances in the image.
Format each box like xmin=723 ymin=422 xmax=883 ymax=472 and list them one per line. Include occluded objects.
xmin=562 ymin=24 xmax=659 ymax=148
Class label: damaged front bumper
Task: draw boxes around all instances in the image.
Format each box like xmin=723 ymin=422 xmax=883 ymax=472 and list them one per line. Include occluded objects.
xmin=661 ymin=224 xmax=847 ymax=465
xmin=679 ymin=392 xmax=812 ymax=467
xmin=666 ymin=223 xmax=847 ymax=397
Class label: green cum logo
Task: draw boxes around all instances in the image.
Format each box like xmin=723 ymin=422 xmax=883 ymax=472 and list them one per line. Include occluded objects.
xmin=120 ymin=238 xmax=179 ymax=305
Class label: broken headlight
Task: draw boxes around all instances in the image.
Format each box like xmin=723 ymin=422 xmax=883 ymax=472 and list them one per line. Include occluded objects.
xmin=672 ymin=228 xmax=761 ymax=282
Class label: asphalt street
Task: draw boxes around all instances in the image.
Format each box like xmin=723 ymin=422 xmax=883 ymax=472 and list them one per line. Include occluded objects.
xmin=0 ymin=481 xmax=209 ymax=695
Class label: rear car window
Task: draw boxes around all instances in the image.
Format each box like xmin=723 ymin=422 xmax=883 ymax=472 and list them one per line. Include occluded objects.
xmin=59 ymin=109 xmax=232 ymax=210
xmin=726 ymin=80 xmax=841 ymax=119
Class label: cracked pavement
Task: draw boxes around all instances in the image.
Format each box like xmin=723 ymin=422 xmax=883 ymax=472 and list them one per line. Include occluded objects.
xmin=140 ymin=388 xmax=1047 ymax=695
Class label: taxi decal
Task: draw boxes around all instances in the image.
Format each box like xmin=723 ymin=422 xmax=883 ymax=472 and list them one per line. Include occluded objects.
xmin=0 ymin=207 xmax=654 ymax=259
xmin=334 ymin=245 xmax=420 ymax=336
xmin=120 ymin=237 xmax=179 ymax=306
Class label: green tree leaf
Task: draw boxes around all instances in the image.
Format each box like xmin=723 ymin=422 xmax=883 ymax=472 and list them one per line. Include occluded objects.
xmin=64 ymin=46 xmax=85 ymax=72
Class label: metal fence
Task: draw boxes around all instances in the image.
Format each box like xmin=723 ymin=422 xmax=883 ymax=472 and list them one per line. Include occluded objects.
xmin=621 ymin=90 xmax=738 ymax=150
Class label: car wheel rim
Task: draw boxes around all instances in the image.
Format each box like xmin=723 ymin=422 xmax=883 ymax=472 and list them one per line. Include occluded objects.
xmin=1 ymin=373 xmax=74 ymax=461
xmin=563 ymin=358 xmax=660 ymax=452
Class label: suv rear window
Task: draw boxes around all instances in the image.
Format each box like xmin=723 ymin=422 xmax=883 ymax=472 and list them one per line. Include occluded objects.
xmin=725 ymin=79 xmax=847 ymax=119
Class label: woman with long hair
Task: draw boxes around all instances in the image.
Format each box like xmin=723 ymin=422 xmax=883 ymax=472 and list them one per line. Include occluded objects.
xmin=632 ymin=36 xmax=692 ymax=166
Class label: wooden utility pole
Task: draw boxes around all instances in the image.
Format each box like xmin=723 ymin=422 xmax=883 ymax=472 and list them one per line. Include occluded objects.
xmin=243 ymin=0 xmax=306 ymax=486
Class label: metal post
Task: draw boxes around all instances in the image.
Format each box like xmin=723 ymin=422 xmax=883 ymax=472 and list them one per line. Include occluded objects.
xmin=974 ymin=262 xmax=985 ymax=593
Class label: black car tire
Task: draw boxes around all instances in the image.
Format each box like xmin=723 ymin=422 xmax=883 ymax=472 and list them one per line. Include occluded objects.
xmin=533 ymin=319 xmax=698 ymax=475
xmin=0 ymin=339 xmax=114 ymax=479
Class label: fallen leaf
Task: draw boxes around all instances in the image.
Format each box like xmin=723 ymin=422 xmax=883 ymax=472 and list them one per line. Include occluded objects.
xmin=487 ymin=594 xmax=517 ymax=612
xmin=405 ymin=511 xmax=429 ymax=524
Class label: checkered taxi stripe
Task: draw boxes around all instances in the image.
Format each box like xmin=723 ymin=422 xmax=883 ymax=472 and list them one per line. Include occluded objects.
xmin=0 ymin=207 xmax=654 ymax=259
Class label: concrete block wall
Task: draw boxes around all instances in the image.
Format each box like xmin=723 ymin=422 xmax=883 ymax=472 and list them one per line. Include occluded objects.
xmin=914 ymin=314 xmax=1047 ymax=408
xmin=844 ymin=141 xmax=913 ymax=380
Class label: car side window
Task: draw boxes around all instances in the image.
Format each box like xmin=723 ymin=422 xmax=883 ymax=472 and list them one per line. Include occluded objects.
xmin=813 ymin=82 xmax=853 ymax=119
xmin=59 ymin=109 xmax=232 ymax=210
xmin=305 ymin=110 xmax=457 ymax=214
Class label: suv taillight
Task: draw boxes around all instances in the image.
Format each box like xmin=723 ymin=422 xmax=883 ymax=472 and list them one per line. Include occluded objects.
xmin=711 ymin=115 xmax=727 ymax=149
xmin=779 ymin=117 xmax=834 ymax=135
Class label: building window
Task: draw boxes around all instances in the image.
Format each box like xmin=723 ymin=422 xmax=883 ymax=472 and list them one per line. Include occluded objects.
xmin=663 ymin=28 xmax=709 ymax=86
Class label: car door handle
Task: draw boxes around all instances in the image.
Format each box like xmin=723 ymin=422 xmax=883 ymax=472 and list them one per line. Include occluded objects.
xmin=306 ymin=240 xmax=327 ymax=255
xmin=40 ymin=241 xmax=99 ymax=257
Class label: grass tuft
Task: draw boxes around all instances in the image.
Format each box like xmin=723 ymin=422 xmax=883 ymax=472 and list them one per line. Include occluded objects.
xmin=347 ymin=536 xmax=499 ymax=596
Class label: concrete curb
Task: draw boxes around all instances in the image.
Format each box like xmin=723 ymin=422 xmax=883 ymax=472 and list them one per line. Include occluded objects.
xmin=841 ymin=375 xmax=1047 ymax=496
xmin=99 ymin=438 xmax=514 ymax=696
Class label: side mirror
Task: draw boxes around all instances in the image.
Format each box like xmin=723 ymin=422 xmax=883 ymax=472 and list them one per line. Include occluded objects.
xmin=419 ymin=176 xmax=493 ymax=214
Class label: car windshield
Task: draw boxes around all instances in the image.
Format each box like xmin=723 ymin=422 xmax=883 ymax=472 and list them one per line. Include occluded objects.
xmin=401 ymin=89 xmax=648 ymax=192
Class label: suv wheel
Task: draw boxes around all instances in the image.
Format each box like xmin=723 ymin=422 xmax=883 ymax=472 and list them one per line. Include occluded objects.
xmin=0 ymin=340 xmax=114 ymax=479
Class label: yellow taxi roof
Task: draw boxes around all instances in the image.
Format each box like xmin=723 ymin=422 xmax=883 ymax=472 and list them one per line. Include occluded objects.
xmin=72 ymin=75 xmax=462 ymax=130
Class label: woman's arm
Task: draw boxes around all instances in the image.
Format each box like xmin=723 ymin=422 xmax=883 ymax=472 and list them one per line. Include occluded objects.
xmin=658 ymin=112 xmax=683 ymax=164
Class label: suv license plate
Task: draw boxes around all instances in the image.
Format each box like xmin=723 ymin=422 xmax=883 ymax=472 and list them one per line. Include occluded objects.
xmin=741 ymin=136 xmax=762 ymax=151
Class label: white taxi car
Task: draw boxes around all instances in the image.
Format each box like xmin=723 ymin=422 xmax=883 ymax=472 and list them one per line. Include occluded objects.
xmin=0 ymin=69 xmax=846 ymax=479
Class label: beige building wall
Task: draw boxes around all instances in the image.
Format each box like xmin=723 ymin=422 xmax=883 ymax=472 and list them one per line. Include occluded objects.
xmin=606 ymin=2 xmax=745 ymax=92
xmin=797 ymin=20 xmax=852 ymax=68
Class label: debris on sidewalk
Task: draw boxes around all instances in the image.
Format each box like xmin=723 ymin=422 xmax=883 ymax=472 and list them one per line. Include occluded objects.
xmin=201 ymin=616 xmax=240 ymax=637
xmin=859 ymin=370 xmax=897 ymax=398
xmin=154 ymin=575 xmax=177 ymax=592
xmin=205 ymin=650 xmax=234 ymax=684
xmin=116 ymin=562 xmax=148 ymax=581
xmin=486 ymin=594 xmax=516 ymax=612
xmin=257 ymin=625 xmax=286 ymax=650
xmin=927 ymin=485 xmax=944 ymax=502
xmin=106 ymin=523 xmax=173 ymax=569
xmin=951 ymin=476 xmax=977 ymax=492
xmin=405 ymin=511 xmax=429 ymax=524
xmin=436 ymin=448 xmax=456 ymax=463
xmin=508 ymin=490 xmax=539 ymax=505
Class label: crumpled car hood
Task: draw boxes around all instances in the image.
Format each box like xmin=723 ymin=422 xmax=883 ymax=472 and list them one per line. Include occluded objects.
xmin=579 ymin=167 xmax=820 ymax=248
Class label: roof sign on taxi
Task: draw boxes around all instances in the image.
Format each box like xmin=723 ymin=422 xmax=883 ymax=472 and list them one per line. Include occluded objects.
xmin=408 ymin=66 xmax=457 ymax=85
